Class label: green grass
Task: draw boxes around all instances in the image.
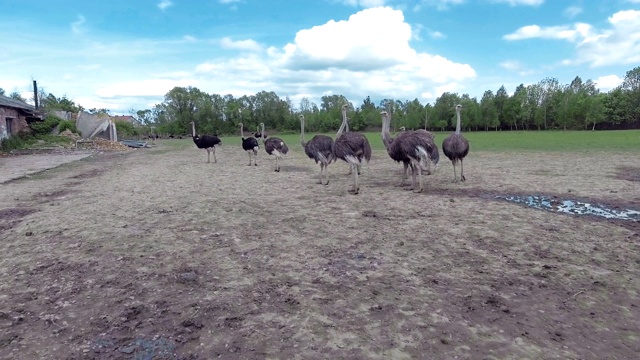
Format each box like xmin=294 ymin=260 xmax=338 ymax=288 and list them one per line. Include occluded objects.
xmin=212 ymin=129 xmax=640 ymax=153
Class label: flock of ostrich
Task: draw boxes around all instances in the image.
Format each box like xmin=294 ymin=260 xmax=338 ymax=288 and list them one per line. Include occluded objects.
xmin=190 ymin=104 xmax=470 ymax=194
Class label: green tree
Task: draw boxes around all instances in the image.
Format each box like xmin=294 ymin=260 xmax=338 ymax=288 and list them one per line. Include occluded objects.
xmin=480 ymin=90 xmax=499 ymax=130
xmin=621 ymin=66 xmax=640 ymax=126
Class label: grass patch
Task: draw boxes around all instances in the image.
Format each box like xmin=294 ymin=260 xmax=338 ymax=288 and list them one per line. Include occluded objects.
xmin=212 ymin=129 xmax=640 ymax=153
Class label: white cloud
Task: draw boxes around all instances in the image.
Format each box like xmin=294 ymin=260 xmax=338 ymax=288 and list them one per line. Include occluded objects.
xmin=157 ymin=0 xmax=173 ymax=11
xmin=219 ymin=37 xmax=262 ymax=52
xmin=429 ymin=30 xmax=446 ymax=39
xmin=594 ymin=75 xmax=623 ymax=91
xmin=505 ymin=10 xmax=640 ymax=68
xmin=196 ymin=7 xmax=475 ymax=103
xmin=503 ymin=23 xmax=592 ymax=41
xmin=415 ymin=0 xmax=465 ymax=11
xmin=71 ymin=15 xmax=86 ymax=34
xmin=279 ymin=7 xmax=415 ymax=70
xmin=499 ymin=60 xmax=536 ymax=76
xmin=96 ymin=78 xmax=196 ymax=98
xmin=219 ymin=0 xmax=241 ymax=4
xmin=2 ymin=6 xmax=476 ymax=112
xmin=490 ymin=0 xmax=543 ymax=5
xmin=564 ymin=6 xmax=582 ymax=19
xmin=339 ymin=0 xmax=387 ymax=7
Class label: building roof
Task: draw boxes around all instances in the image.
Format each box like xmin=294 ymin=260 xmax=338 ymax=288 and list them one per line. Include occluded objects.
xmin=0 ymin=94 xmax=38 ymax=112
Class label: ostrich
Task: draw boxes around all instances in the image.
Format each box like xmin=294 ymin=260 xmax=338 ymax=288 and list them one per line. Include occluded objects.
xmin=380 ymin=111 xmax=435 ymax=192
xmin=442 ymin=104 xmax=470 ymax=182
xmin=190 ymin=121 xmax=222 ymax=163
xmin=382 ymin=114 xmax=439 ymax=184
xmin=254 ymin=125 xmax=266 ymax=139
xmin=334 ymin=106 xmax=372 ymax=194
xmin=239 ymin=122 xmax=260 ymax=166
xmin=337 ymin=104 xmax=361 ymax=177
xmin=260 ymin=123 xmax=289 ymax=172
xmin=300 ymin=114 xmax=335 ymax=185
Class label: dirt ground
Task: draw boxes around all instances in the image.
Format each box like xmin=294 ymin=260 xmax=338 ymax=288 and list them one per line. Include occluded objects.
xmin=0 ymin=138 xmax=639 ymax=360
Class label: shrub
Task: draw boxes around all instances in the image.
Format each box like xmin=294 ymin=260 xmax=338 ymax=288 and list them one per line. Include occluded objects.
xmin=114 ymin=120 xmax=140 ymax=138
xmin=0 ymin=132 xmax=32 ymax=151
xmin=58 ymin=120 xmax=79 ymax=134
xmin=30 ymin=115 xmax=61 ymax=135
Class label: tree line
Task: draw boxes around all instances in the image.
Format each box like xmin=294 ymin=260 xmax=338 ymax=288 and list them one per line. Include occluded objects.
xmin=3 ymin=66 xmax=639 ymax=136
xmin=142 ymin=66 xmax=639 ymax=136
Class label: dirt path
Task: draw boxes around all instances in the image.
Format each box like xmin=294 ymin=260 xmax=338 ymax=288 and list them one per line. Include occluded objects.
xmin=0 ymin=139 xmax=639 ymax=359
xmin=0 ymin=150 xmax=94 ymax=184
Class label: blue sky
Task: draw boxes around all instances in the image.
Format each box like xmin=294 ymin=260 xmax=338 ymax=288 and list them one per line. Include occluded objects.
xmin=1 ymin=0 xmax=639 ymax=115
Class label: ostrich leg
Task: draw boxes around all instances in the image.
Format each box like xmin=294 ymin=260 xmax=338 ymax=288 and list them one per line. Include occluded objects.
xmin=254 ymin=150 xmax=258 ymax=166
xmin=452 ymin=161 xmax=458 ymax=183
xmin=324 ymin=164 xmax=330 ymax=185
xmin=407 ymin=165 xmax=418 ymax=191
xmin=415 ymin=161 xmax=424 ymax=193
xmin=206 ymin=149 xmax=211 ymax=163
xmin=212 ymin=147 xmax=217 ymax=163
xmin=349 ymin=165 xmax=360 ymax=194
xmin=248 ymin=152 xmax=252 ymax=166
xmin=460 ymin=159 xmax=466 ymax=182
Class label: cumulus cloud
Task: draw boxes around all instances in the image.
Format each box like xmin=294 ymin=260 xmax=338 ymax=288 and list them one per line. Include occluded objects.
xmin=219 ymin=37 xmax=262 ymax=52
xmin=594 ymin=75 xmax=623 ymax=91
xmin=195 ymin=6 xmax=475 ymax=103
xmin=157 ymin=0 xmax=173 ymax=11
xmin=505 ymin=10 xmax=640 ymax=67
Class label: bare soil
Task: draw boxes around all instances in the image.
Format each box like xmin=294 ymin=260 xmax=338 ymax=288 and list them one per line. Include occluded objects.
xmin=1 ymin=140 xmax=639 ymax=359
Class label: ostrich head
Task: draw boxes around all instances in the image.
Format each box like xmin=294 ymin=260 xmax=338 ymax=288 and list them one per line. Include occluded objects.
xmin=456 ymin=104 xmax=462 ymax=111
xmin=399 ymin=126 xmax=406 ymax=131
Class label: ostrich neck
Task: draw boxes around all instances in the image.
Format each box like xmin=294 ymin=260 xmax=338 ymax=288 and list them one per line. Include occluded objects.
xmin=240 ymin=125 xmax=245 ymax=139
xmin=455 ymin=110 xmax=461 ymax=134
xmin=381 ymin=115 xmax=393 ymax=149
xmin=336 ymin=110 xmax=347 ymax=138
xmin=300 ymin=118 xmax=307 ymax=147
xmin=191 ymin=122 xmax=196 ymax=137
xmin=261 ymin=124 xmax=265 ymax=143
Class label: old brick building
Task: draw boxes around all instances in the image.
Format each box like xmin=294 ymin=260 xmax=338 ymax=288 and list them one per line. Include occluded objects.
xmin=0 ymin=94 xmax=44 ymax=141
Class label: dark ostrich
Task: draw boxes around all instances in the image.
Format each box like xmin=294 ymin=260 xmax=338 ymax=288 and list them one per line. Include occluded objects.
xmin=300 ymin=114 xmax=334 ymax=185
xmin=190 ymin=121 xmax=221 ymax=163
xmin=260 ymin=123 xmax=289 ymax=172
xmin=442 ymin=104 xmax=470 ymax=182
xmin=254 ymin=125 xmax=266 ymax=139
xmin=380 ymin=111 xmax=435 ymax=192
xmin=333 ymin=105 xmax=372 ymax=194
xmin=239 ymin=122 xmax=260 ymax=166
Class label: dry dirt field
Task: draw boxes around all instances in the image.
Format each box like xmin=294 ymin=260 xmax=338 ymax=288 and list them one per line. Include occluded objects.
xmin=1 ymin=138 xmax=639 ymax=360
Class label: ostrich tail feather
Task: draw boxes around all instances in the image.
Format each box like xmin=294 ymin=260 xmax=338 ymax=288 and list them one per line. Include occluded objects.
xmin=345 ymin=155 xmax=360 ymax=166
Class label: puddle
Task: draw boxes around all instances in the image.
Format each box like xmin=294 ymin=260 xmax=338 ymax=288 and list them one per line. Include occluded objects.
xmin=496 ymin=195 xmax=640 ymax=221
